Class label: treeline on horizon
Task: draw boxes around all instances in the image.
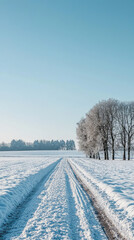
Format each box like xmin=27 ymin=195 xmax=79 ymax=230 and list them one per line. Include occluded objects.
xmin=77 ymin=99 xmax=134 ymax=160
xmin=0 ymin=139 xmax=76 ymax=151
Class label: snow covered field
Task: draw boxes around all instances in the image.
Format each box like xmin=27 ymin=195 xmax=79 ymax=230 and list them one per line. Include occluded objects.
xmin=0 ymin=151 xmax=133 ymax=239
xmin=70 ymin=157 xmax=134 ymax=239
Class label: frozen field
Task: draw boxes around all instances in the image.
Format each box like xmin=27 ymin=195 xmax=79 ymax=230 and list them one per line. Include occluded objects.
xmin=70 ymin=157 xmax=134 ymax=240
xmin=0 ymin=151 xmax=133 ymax=239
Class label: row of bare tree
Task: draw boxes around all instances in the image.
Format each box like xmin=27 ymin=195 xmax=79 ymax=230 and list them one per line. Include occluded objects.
xmin=76 ymin=99 xmax=134 ymax=160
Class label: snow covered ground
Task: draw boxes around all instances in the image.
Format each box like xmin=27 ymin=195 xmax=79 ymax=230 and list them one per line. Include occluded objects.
xmin=70 ymin=157 xmax=134 ymax=240
xmin=0 ymin=150 xmax=133 ymax=239
xmin=0 ymin=153 xmax=60 ymax=228
xmin=0 ymin=151 xmax=107 ymax=240
xmin=0 ymin=151 xmax=83 ymax=229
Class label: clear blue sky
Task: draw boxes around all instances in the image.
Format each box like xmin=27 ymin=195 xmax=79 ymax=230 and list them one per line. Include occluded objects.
xmin=0 ymin=0 xmax=134 ymax=144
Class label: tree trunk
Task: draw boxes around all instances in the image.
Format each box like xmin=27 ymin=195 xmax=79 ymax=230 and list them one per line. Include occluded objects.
xmin=104 ymin=149 xmax=106 ymax=160
xmin=103 ymin=146 xmax=107 ymax=160
xmin=103 ymin=141 xmax=109 ymax=160
xmin=128 ymin=137 xmax=131 ymax=160
xmin=123 ymin=146 xmax=126 ymax=160
xmin=106 ymin=149 xmax=109 ymax=160
xmin=128 ymin=148 xmax=130 ymax=160
xmin=106 ymin=144 xmax=109 ymax=160
xmin=112 ymin=148 xmax=115 ymax=160
xmin=123 ymin=129 xmax=126 ymax=160
xmin=98 ymin=152 xmax=101 ymax=160
xmin=112 ymin=139 xmax=115 ymax=160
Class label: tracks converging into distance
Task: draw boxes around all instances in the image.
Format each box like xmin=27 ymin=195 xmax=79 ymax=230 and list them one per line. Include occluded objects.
xmin=68 ymin=160 xmax=127 ymax=240
xmin=0 ymin=158 xmax=127 ymax=240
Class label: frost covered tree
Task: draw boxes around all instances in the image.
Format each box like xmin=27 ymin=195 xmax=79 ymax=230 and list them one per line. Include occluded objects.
xmin=86 ymin=109 xmax=101 ymax=159
xmin=0 ymin=139 xmax=75 ymax=151
xmin=126 ymin=102 xmax=134 ymax=160
xmin=66 ymin=140 xmax=76 ymax=150
xmin=105 ymin=99 xmax=119 ymax=160
xmin=117 ymin=101 xmax=134 ymax=160
xmin=76 ymin=118 xmax=89 ymax=155
xmin=77 ymin=99 xmax=134 ymax=160
xmin=86 ymin=101 xmax=110 ymax=159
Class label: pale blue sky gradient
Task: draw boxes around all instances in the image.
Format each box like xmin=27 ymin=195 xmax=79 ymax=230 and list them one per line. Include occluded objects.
xmin=0 ymin=0 xmax=134 ymax=143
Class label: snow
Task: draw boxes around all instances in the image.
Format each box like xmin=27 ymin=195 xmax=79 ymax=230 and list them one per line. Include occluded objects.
xmin=1 ymin=157 xmax=106 ymax=240
xmin=70 ymin=157 xmax=134 ymax=239
xmin=0 ymin=154 xmax=60 ymax=228
xmin=0 ymin=150 xmax=133 ymax=239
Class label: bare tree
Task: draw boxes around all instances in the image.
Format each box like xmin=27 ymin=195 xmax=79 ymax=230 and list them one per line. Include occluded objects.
xmin=124 ymin=102 xmax=134 ymax=160
xmin=105 ymin=99 xmax=119 ymax=160
xmin=116 ymin=102 xmax=127 ymax=160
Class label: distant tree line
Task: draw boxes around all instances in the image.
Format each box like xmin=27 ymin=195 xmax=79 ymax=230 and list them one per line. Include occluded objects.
xmin=77 ymin=99 xmax=134 ymax=160
xmin=0 ymin=139 xmax=76 ymax=151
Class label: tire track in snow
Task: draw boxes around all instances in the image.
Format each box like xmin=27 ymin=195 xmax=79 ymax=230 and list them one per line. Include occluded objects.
xmin=1 ymin=158 xmax=107 ymax=240
xmin=68 ymin=160 xmax=127 ymax=240
xmin=65 ymin=160 xmax=107 ymax=240
xmin=65 ymin=173 xmax=81 ymax=240
xmin=0 ymin=158 xmax=61 ymax=240
xmin=14 ymin=159 xmax=72 ymax=239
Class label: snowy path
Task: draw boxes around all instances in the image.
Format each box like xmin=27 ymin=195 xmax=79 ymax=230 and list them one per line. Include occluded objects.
xmin=0 ymin=157 xmax=60 ymax=229
xmin=70 ymin=158 xmax=134 ymax=240
xmin=1 ymin=159 xmax=107 ymax=240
